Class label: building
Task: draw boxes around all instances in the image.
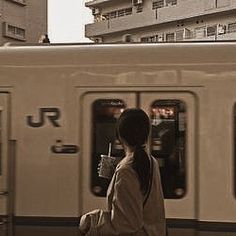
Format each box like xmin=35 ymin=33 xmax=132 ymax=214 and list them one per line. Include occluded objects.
xmin=85 ymin=0 xmax=236 ymax=43
xmin=0 ymin=0 xmax=48 ymax=45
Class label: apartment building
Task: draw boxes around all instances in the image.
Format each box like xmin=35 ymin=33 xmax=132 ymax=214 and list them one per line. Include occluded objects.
xmin=0 ymin=0 xmax=47 ymax=45
xmin=85 ymin=0 xmax=236 ymax=43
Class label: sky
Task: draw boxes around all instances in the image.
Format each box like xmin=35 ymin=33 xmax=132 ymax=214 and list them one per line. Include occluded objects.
xmin=48 ymin=0 xmax=93 ymax=43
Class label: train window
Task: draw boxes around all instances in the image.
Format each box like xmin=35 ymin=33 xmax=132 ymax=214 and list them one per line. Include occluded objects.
xmin=150 ymin=100 xmax=186 ymax=199
xmin=91 ymin=99 xmax=125 ymax=197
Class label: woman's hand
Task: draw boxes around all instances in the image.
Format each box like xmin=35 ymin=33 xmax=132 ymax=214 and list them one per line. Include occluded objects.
xmin=79 ymin=214 xmax=91 ymax=235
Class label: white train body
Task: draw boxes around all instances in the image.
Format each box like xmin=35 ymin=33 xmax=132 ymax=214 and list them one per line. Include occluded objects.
xmin=0 ymin=43 xmax=235 ymax=233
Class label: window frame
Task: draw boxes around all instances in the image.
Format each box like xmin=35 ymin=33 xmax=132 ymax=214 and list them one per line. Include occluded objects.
xmin=91 ymin=99 xmax=126 ymax=197
xmin=228 ymin=22 xmax=236 ymax=33
xmin=2 ymin=22 xmax=26 ymax=41
xmin=152 ymin=0 xmax=164 ymax=9
xmin=150 ymin=99 xmax=187 ymax=199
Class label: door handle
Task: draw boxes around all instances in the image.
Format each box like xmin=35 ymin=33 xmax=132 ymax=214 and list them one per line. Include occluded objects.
xmin=0 ymin=191 xmax=8 ymax=196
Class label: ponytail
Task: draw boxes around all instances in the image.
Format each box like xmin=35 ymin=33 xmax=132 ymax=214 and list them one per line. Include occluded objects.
xmin=132 ymin=145 xmax=150 ymax=195
xmin=116 ymin=108 xmax=151 ymax=195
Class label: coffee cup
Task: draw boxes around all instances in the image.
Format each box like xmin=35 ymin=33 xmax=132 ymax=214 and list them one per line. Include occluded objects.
xmin=98 ymin=154 xmax=116 ymax=179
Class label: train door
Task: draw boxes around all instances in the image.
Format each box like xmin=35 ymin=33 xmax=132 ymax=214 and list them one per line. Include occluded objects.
xmin=81 ymin=93 xmax=136 ymax=213
xmin=0 ymin=94 xmax=9 ymax=235
xmin=140 ymin=92 xmax=196 ymax=220
xmin=81 ymin=92 xmax=196 ymax=221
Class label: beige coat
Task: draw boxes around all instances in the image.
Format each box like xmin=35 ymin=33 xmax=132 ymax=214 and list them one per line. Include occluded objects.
xmin=79 ymin=154 xmax=166 ymax=236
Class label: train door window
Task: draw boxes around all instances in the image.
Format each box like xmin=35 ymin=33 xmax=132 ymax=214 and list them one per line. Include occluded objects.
xmin=150 ymin=100 xmax=186 ymax=199
xmin=91 ymin=99 xmax=125 ymax=197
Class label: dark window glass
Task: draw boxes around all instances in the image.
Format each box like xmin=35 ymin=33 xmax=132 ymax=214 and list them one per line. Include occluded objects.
xmin=150 ymin=100 xmax=186 ymax=199
xmin=110 ymin=11 xmax=117 ymax=19
xmin=125 ymin=8 xmax=132 ymax=15
xmin=228 ymin=23 xmax=236 ymax=33
xmin=166 ymin=33 xmax=175 ymax=42
xmin=140 ymin=35 xmax=159 ymax=43
xmin=207 ymin=25 xmax=217 ymax=36
xmin=118 ymin=9 xmax=125 ymax=17
xmin=91 ymin=100 xmax=125 ymax=196
xmin=140 ymin=37 xmax=148 ymax=43
xmin=152 ymin=0 xmax=164 ymax=9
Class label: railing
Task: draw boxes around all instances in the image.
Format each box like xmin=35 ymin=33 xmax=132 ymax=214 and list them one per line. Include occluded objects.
xmin=85 ymin=0 xmax=112 ymax=5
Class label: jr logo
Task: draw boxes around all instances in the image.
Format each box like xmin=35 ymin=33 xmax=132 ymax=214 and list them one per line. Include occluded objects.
xmin=27 ymin=108 xmax=61 ymax=128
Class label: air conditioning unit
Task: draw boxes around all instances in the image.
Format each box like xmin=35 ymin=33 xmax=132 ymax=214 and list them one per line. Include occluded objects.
xmin=158 ymin=35 xmax=164 ymax=42
xmin=218 ymin=24 xmax=226 ymax=35
xmin=133 ymin=0 xmax=143 ymax=6
xmin=92 ymin=8 xmax=100 ymax=15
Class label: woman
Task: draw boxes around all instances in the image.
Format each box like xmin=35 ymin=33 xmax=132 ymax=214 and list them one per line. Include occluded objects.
xmin=79 ymin=108 xmax=166 ymax=236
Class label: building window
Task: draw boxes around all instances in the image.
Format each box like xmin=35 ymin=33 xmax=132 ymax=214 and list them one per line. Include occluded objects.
xmin=152 ymin=0 xmax=164 ymax=9
xmin=3 ymin=22 xmax=26 ymax=41
xmin=194 ymin=26 xmax=206 ymax=39
xmin=136 ymin=5 xmax=143 ymax=13
xmin=228 ymin=22 xmax=236 ymax=33
xmin=176 ymin=29 xmax=184 ymax=41
xmin=153 ymin=0 xmax=177 ymax=9
xmin=166 ymin=0 xmax=177 ymax=6
xmin=110 ymin=11 xmax=117 ymax=19
xmin=141 ymin=35 xmax=159 ymax=43
xmin=124 ymin=8 xmax=132 ymax=15
xmin=105 ymin=8 xmax=132 ymax=20
xmin=166 ymin=32 xmax=175 ymax=42
xmin=207 ymin=25 xmax=217 ymax=37
xmin=118 ymin=9 xmax=125 ymax=17
xmin=184 ymin=28 xmax=193 ymax=39
xmin=5 ymin=0 xmax=26 ymax=6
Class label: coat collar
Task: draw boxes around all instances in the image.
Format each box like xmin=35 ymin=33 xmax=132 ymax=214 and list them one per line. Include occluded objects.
xmin=116 ymin=152 xmax=134 ymax=170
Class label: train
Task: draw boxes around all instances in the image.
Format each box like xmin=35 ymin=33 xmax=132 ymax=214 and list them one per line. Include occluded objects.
xmin=0 ymin=42 xmax=236 ymax=236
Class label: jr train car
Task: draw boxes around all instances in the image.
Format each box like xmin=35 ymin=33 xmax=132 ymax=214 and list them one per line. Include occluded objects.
xmin=0 ymin=42 xmax=236 ymax=236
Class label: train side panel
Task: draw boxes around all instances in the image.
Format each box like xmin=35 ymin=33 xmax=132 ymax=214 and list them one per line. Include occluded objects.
xmin=0 ymin=44 xmax=235 ymax=234
xmin=0 ymin=66 xmax=79 ymax=217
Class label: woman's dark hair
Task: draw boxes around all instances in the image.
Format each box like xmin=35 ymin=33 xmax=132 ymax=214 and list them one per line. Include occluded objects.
xmin=116 ymin=108 xmax=151 ymax=194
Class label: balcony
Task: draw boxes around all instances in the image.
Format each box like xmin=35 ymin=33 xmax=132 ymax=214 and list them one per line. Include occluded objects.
xmin=182 ymin=24 xmax=236 ymax=41
xmin=85 ymin=0 xmax=236 ymax=38
xmin=168 ymin=27 xmax=236 ymax=42
xmin=86 ymin=0 xmax=118 ymax=7
xmin=217 ymin=31 xmax=236 ymax=40
xmin=85 ymin=11 xmax=151 ymax=37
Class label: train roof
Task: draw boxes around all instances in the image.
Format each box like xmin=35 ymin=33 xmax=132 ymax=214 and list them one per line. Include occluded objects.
xmin=0 ymin=42 xmax=235 ymax=67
